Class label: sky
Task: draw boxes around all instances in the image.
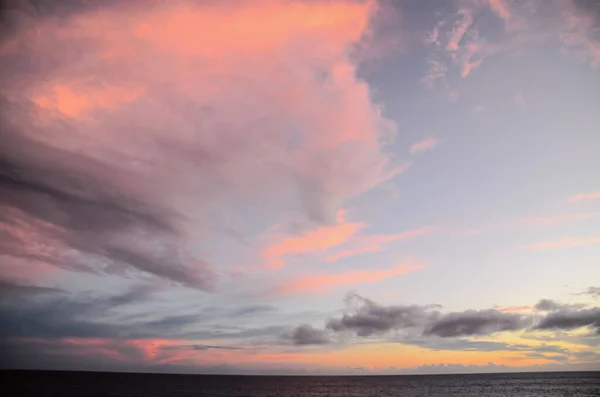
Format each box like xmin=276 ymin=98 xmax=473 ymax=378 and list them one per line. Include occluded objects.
xmin=0 ymin=0 xmax=599 ymax=375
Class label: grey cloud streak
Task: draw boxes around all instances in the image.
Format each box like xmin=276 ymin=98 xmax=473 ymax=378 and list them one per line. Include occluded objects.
xmin=291 ymin=293 xmax=600 ymax=345
xmin=0 ymin=126 xmax=216 ymax=290
xmin=423 ymin=310 xmax=529 ymax=337
xmin=534 ymin=308 xmax=600 ymax=335
xmin=326 ymin=294 xmax=440 ymax=337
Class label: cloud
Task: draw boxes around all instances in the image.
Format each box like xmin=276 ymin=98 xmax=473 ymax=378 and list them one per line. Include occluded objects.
xmin=423 ymin=310 xmax=528 ymax=337
xmin=278 ymin=263 xmax=422 ymax=295
xmin=286 ymin=324 xmax=331 ymax=345
xmin=0 ymin=279 xmax=286 ymax=342
xmin=534 ymin=299 xmax=586 ymax=312
xmin=513 ymin=213 xmax=600 ymax=227
xmin=447 ymin=9 xmax=474 ymax=52
xmin=534 ymin=308 xmax=600 ymax=335
xmin=583 ymin=287 xmax=600 ymax=299
xmin=410 ymin=138 xmax=440 ymax=155
xmin=326 ymin=293 xmax=439 ymax=336
xmin=262 ymin=210 xmax=364 ymax=268
xmin=561 ymin=0 xmax=600 ymax=67
xmin=324 ymin=296 xmax=529 ymax=339
xmin=420 ymin=60 xmax=447 ymax=89
xmin=523 ymin=236 xmax=600 ymax=250
xmin=324 ymin=227 xmax=437 ymax=262
xmin=405 ymin=338 xmax=569 ymax=356
xmin=487 ymin=0 xmax=511 ymax=21
xmin=569 ymin=190 xmax=600 ymax=203
xmin=493 ymin=305 xmax=534 ymax=314
xmin=294 ymin=294 xmax=600 ymax=344
xmin=0 ymin=0 xmax=401 ymax=288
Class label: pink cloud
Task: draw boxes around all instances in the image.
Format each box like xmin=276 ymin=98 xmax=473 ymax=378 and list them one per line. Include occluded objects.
xmin=523 ymin=236 xmax=600 ymax=250
xmin=420 ymin=60 xmax=448 ymax=89
xmin=262 ymin=210 xmax=365 ymax=268
xmin=277 ymin=262 xmax=423 ymax=295
xmin=410 ymin=138 xmax=440 ymax=154
xmin=493 ymin=305 xmax=533 ymax=314
xmin=487 ymin=0 xmax=511 ymax=21
xmin=569 ymin=191 xmax=600 ymax=203
xmin=561 ymin=2 xmax=600 ymax=68
xmin=325 ymin=227 xmax=437 ymax=262
xmin=0 ymin=0 xmax=403 ymax=286
xmin=514 ymin=213 xmax=600 ymax=227
xmin=447 ymin=10 xmax=473 ymax=52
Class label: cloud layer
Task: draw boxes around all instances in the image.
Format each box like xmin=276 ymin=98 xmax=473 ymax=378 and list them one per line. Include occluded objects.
xmin=293 ymin=291 xmax=600 ymax=344
xmin=0 ymin=0 xmax=401 ymax=288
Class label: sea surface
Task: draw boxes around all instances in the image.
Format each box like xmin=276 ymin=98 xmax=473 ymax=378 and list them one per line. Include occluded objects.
xmin=2 ymin=370 xmax=599 ymax=396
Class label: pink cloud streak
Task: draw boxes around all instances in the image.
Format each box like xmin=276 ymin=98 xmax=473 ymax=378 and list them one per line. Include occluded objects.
xmin=325 ymin=227 xmax=437 ymax=262
xmin=410 ymin=138 xmax=440 ymax=154
xmin=523 ymin=236 xmax=600 ymax=250
xmin=569 ymin=191 xmax=600 ymax=203
xmin=278 ymin=263 xmax=423 ymax=295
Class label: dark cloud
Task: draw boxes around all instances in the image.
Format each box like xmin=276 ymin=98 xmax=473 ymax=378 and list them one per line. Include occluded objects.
xmin=326 ymin=294 xmax=439 ymax=337
xmin=287 ymin=324 xmax=331 ymax=346
xmin=534 ymin=308 xmax=600 ymax=335
xmin=534 ymin=299 xmax=585 ymax=312
xmin=0 ymin=279 xmax=62 ymax=297
xmin=535 ymin=299 xmax=563 ymax=312
xmin=295 ymin=294 xmax=600 ymax=347
xmin=0 ymin=280 xmax=287 ymax=346
xmin=583 ymin=286 xmax=600 ymax=299
xmin=0 ymin=281 xmax=199 ymax=339
xmin=0 ymin=121 xmax=216 ymax=290
xmin=423 ymin=310 xmax=528 ymax=337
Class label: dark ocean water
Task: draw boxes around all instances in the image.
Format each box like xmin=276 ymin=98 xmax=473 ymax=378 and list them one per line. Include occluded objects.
xmin=2 ymin=370 xmax=599 ymax=396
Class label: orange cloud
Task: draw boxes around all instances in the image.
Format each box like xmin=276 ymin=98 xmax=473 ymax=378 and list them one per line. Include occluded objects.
xmin=325 ymin=227 xmax=437 ymax=262
xmin=278 ymin=262 xmax=422 ymax=295
xmin=262 ymin=210 xmax=365 ymax=267
xmin=569 ymin=191 xmax=600 ymax=203
xmin=523 ymin=236 xmax=600 ymax=250
xmin=410 ymin=138 xmax=440 ymax=155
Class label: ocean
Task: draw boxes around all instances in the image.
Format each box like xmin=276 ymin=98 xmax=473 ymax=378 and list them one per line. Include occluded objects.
xmin=2 ymin=370 xmax=599 ymax=396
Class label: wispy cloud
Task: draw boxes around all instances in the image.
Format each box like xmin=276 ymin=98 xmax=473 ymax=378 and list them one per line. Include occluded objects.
xmin=569 ymin=191 xmax=600 ymax=203
xmin=493 ymin=305 xmax=534 ymax=314
xmin=420 ymin=60 xmax=448 ymax=89
xmin=410 ymin=138 xmax=440 ymax=155
xmin=561 ymin=0 xmax=600 ymax=68
xmin=262 ymin=211 xmax=364 ymax=268
xmin=277 ymin=263 xmax=422 ymax=295
xmin=514 ymin=213 xmax=600 ymax=227
xmin=523 ymin=236 xmax=600 ymax=250
xmin=325 ymin=227 xmax=437 ymax=262
xmin=447 ymin=9 xmax=474 ymax=52
xmin=487 ymin=0 xmax=511 ymax=21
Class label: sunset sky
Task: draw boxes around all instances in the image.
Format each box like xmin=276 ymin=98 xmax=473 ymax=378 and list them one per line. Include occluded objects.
xmin=0 ymin=0 xmax=599 ymax=375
